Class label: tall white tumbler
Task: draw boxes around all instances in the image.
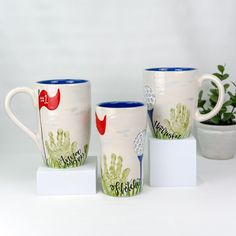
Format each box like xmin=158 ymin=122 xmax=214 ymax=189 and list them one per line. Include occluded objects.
xmin=96 ymin=101 xmax=147 ymax=197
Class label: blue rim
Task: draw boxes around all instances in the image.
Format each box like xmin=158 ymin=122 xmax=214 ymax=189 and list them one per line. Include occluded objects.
xmin=145 ymin=67 xmax=196 ymax=72
xmin=37 ymin=79 xmax=88 ymax=84
xmin=98 ymin=101 xmax=144 ymax=108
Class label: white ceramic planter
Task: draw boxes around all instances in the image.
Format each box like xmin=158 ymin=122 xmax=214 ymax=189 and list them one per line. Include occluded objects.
xmin=196 ymin=122 xmax=236 ymax=160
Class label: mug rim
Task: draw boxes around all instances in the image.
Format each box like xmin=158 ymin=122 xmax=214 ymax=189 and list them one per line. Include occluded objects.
xmin=37 ymin=79 xmax=89 ymax=85
xmin=145 ymin=67 xmax=197 ymax=72
xmin=97 ymin=101 xmax=145 ymax=108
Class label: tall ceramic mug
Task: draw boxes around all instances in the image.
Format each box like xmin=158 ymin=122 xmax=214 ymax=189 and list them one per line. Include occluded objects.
xmin=5 ymin=79 xmax=91 ymax=168
xmin=95 ymin=102 xmax=147 ymax=197
xmin=144 ymin=67 xmax=224 ymax=139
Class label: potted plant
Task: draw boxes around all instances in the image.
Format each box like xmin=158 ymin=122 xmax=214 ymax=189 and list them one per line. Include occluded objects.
xmin=196 ymin=65 xmax=236 ymax=159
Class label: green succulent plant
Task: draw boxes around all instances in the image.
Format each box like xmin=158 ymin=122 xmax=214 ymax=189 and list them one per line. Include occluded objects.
xmin=101 ymin=154 xmax=141 ymax=197
xmin=163 ymin=103 xmax=191 ymax=138
xmin=198 ymin=65 xmax=236 ymax=125
xmin=45 ymin=128 xmax=88 ymax=168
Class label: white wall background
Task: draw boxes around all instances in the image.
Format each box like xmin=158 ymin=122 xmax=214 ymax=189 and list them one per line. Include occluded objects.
xmin=0 ymin=0 xmax=235 ymax=159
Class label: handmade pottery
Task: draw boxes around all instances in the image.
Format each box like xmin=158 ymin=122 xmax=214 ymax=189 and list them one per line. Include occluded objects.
xmin=144 ymin=67 xmax=225 ymax=139
xmin=96 ymin=101 xmax=147 ymax=197
xmin=5 ymin=79 xmax=91 ymax=168
xmin=196 ymin=122 xmax=236 ymax=160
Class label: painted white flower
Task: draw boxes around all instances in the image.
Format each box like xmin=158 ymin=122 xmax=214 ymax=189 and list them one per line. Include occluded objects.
xmin=134 ymin=130 xmax=146 ymax=156
xmin=144 ymin=86 xmax=156 ymax=110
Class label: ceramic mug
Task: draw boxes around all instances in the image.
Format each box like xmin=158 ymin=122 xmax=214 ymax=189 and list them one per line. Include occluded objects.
xmin=144 ymin=67 xmax=224 ymax=139
xmin=95 ymin=101 xmax=147 ymax=197
xmin=5 ymin=79 xmax=91 ymax=168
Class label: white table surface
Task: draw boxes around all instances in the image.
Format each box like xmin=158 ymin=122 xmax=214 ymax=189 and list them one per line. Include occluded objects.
xmin=0 ymin=153 xmax=236 ymax=236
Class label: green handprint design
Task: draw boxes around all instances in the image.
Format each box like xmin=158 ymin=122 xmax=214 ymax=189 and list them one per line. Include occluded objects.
xmin=163 ymin=104 xmax=191 ymax=139
xmin=45 ymin=128 xmax=88 ymax=168
xmin=101 ymin=154 xmax=141 ymax=197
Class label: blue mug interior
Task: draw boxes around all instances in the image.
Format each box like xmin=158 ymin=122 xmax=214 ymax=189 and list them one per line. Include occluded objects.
xmin=98 ymin=101 xmax=144 ymax=108
xmin=145 ymin=67 xmax=196 ymax=72
xmin=37 ymin=79 xmax=88 ymax=84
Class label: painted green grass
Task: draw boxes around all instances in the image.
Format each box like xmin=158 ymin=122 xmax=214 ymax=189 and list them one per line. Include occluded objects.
xmin=46 ymin=144 xmax=88 ymax=168
xmin=101 ymin=154 xmax=141 ymax=197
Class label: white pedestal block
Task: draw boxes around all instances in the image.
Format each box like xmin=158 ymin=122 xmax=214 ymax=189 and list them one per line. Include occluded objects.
xmin=149 ymin=136 xmax=196 ymax=187
xmin=37 ymin=156 xmax=97 ymax=195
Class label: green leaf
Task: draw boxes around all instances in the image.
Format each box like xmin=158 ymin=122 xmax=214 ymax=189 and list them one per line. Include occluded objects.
xmin=200 ymin=109 xmax=210 ymax=114
xmin=210 ymin=94 xmax=218 ymax=103
xmin=218 ymin=65 xmax=225 ymax=74
xmin=213 ymin=73 xmax=223 ymax=80
xmin=211 ymin=82 xmax=217 ymax=88
xmin=198 ymin=90 xmax=203 ymax=100
xmin=232 ymin=81 xmax=236 ymax=87
xmin=210 ymin=88 xmax=218 ymax=96
xmin=209 ymin=100 xmax=216 ymax=107
xmin=223 ymin=100 xmax=232 ymax=107
xmin=219 ymin=106 xmax=227 ymax=113
xmin=231 ymin=99 xmax=236 ymax=107
xmin=232 ymin=96 xmax=236 ymax=103
xmin=222 ymin=73 xmax=229 ymax=80
xmin=210 ymin=116 xmax=220 ymax=125
xmin=198 ymin=100 xmax=206 ymax=108
xmin=224 ymin=83 xmax=230 ymax=91
xmin=223 ymin=113 xmax=233 ymax=122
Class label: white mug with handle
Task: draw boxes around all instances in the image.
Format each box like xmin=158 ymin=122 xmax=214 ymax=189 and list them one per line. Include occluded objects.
xmin=144 ymin=67 xmax=225 ymax=139
xmin=5 ymin=79 xmax=91 ymax=168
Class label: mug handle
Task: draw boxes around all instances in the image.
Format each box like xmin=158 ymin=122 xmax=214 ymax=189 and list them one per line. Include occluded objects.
xmin=195 ymin=74 xmax=225 ymax=122
xmin=4 ymin=87 xmax=41 ymax=149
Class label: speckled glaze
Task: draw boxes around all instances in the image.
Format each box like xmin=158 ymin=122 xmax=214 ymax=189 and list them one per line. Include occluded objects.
xmin=5 ymin=79 xmax=91 ymax=168
xmin=96 ymin=102 xmax=147 ymax=197
xmin=144 ymin=68 xmax=225 ymax=140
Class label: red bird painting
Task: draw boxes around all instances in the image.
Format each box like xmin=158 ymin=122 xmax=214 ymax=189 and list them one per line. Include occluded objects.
xmin=38 ymin=89 xmax=61 ymax=110
xmin=96 ymin=113 xmax=106 ymax=135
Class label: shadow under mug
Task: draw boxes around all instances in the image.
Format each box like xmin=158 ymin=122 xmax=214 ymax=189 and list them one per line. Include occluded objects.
xmin=5 ymin=79 xmax=91 ymax=168
xmin=144 ymin=67 xmax=225 ymax=139
xmin=95 ymin=101 xmax=147 ymax=197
